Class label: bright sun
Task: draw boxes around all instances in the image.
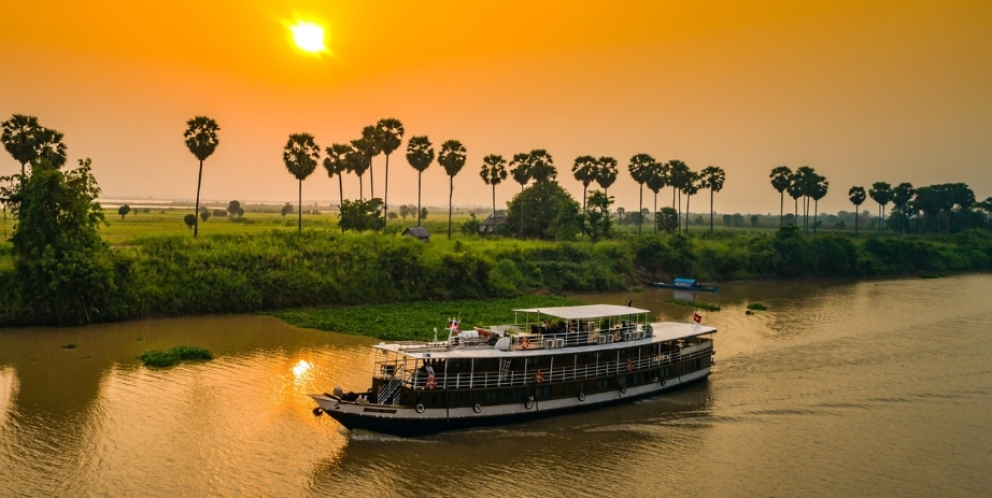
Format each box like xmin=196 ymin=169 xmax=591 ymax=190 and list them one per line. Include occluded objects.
xmin=290 ymin=21 xmax=326 ymax=53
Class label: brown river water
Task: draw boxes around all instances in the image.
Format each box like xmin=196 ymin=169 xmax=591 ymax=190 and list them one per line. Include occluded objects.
xmin=1 ymin=274 xmax=990 ymax=497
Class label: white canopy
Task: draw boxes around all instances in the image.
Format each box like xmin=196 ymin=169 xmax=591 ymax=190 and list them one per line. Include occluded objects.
xmin=513 ymin=304 xmax=650 ymax=320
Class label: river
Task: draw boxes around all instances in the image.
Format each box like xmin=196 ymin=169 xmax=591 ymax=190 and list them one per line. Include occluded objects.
xmin=1 ymin=274 xmax=990 ymax=497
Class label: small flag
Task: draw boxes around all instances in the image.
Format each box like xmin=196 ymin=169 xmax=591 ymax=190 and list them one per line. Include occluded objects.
xmin=693 ymin=312 xmax=702 ymax=323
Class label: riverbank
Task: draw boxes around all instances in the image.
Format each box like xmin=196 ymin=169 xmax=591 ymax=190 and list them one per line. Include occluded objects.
xmin=1 ymin=227 xmax=990 ymax=327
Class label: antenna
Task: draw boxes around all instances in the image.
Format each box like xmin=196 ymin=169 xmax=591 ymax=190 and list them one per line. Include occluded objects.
xmin=627 ymin=299 xmax=633 ymax=307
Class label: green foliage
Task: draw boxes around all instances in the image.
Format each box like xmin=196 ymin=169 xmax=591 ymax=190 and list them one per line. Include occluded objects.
xmin=460 ymin=213 xmax=482 ymax=235
xmin=504 ymin=181 xmax=582 ymax=240
xmin=199 ymin=210 xmax=211 ymax=222
xmin=655 ymin=207 xmax=678 ymax=234
xmin=184 ymin=214 xmax=196 ymax=229
xmin=339 ymin=198 xmax=384 ymax=232
xmin=746 ymin=303 xmax=767 ymax=310
xmin=658 ymin=299 xmax=721 ymax=312
xmin=582 ymin=190 xmax=613 ymax=242
xmin=270 ymin=296 xmax=580 ymax=341
xmin=62 ymin=343 xmax=78 ymax=349
xmin=140 ymin=345 xmax=214 ymax=367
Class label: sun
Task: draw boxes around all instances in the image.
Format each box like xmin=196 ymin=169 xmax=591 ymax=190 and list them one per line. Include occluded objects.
xmin=290 ymin=21 xmax=326 ymax=54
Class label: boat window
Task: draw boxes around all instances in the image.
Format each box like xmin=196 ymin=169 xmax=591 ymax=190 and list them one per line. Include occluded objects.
xmin=536 ymin=386 xmax=551 ymax=398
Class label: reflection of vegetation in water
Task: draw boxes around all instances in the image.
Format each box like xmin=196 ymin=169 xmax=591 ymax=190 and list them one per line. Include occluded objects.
xmin=658 ymin=299 xmax=721 ymax=312
xmin=62 ymin=343 xmax=78 ymax=349
xmin=270 ymin=296 xmax=580 ymax=341
xmin=747 ymin=303 xmax=767 ymax=311
xmin=139 ymin=346 xmax=214 ymax=367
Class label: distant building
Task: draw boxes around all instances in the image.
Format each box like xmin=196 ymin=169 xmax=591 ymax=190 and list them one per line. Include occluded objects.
xmin=479 ymin=214 xmax=506 ymax=235
xmin=402 ymin=226 xmax=430 ymax=243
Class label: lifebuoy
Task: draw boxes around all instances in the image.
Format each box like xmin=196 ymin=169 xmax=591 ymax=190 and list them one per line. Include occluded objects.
xmin=415 ymin=403 xmax=425 ymax=413
xmin=520 ymin=336 xmax=530 ymax=350
xmin=614 ymin=331 xmax=622 ymax=342
xmin=660 ymin=378 xmax=666 ymax=387
xmin=578 ymin=392 xmax=586 ymax=402
xmin=619 ymin=384 xmax=627 ymax=394
xmin=426 ymin=374 xmax=437 ymax=390
xmin=525 ymin=398 xmax=534 ymax=410
xmin=535 ymin=370 xmax=545 ymax=384
xmin=627 ymin=359 xmax=635 ymax=372
xmin=473 ymin=403 xmax=482 ymax=414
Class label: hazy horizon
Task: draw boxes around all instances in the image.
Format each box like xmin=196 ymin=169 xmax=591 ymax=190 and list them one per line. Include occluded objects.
xmin=3 ymin=1 xmax=990 ymax=215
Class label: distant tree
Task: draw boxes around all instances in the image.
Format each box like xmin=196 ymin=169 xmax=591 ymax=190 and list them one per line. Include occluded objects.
xmin=460 ymin=213 xmax=482 ymax=235
xmin=281 ymin=202 xmax=294 ymax=216
xmin=388 ymin=211 xmax=398 ymax=220
xmin=667 ymin=160 xmax=691 ymax=231
xmin=339 ymin=198 xmax=384 ymax=232
xmin=527 ymin=149 xmax=556 ymax=183
xmin=722 ymin=213 xmax=733 ymax=226
xmin=282 ymin=133 xmax=320 ymax=233
xmin=199 ymin=210 xmax=211 ymax=222
xmin=405 ymin=136 xmax=434 ymax=227
xmin=420 ymin=207 xmax=428 ymax=221
xmin=615 ymin=206 xmax=626 ymax=225
xmin=323 ymin=143 xmax=352 ymax=227
xmin=118 ymin=204 xmax=130 ymax=220
xmin=787 ymin=173 xmax=804 ymax=228
xmin=656 ymin=207 xmax=679 ymax=234
xmin=750 ymin=214 xmax=759 ymax=227
xmin=732 ymin=213 xmax=745 ymax=227
xmin=376 ymin=118 xmax=404 ymax=224
xmin=227 ymin=200 xmax=243 ymax=218
xmin=891 ymin=183 xmax=915 ymax=235
xmin=681 ymin=171 xmax=700 ymax=232
xmin=769 ymin=166 xmax=792 ymax=227
xmin=504 ymin=181 xmax=581 ymax=240
xmin=582 ymin=190 xmax=614 ymax=242
xmin=183 ymin=116 xmax=220 ymax=239
xmin=627 ymin=153 xmax=655 ymax=234
xmin=184 ymin=213 xmax=197 ymax=229
xmin=572 ymin=155 xmax=599 ymax=211
xmin=33 ymin=128 xmax=68 ymax=169
xmin=594 ymin=156 xmax=619 ymax=199
xmin=645 ymin=161 xmax=669 ymax=234
xmin=213 ymin=209 xmax=227 ymax=217
xmin=701 ymin=166 xmax=726 ymax=233
xmin=869 ymin=182 xmax=893 ymax=234
xmin=439 ymin=140 xmax=467 ymax=239
xmin=848 ymin=186 xmax=867 ymax=235
xmin=1 ymin=114 xmax=42 ymax=176
xmin=793 ymin=166 xmax=818 ymax=234
xmin=509 ymin=152 xmax=532 ymax=237
xmin=355 ymin=125 xmax=383 ymax=200
xmin=398 ymin=204 xmax=410 ymax=220
xmin=480 ymin=154 xmax=508 ymax=218
xmin=811 ymin=177 xmax=829 ymax=234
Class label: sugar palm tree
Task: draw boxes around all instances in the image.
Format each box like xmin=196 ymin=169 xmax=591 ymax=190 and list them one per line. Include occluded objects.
xmin=667 ymin=160 xmax=691 ymax=231
xmin=891 ymin=182 xmax=915 ymax=235
xmin=700 ymin=166 xmax=726 ymax=233
xmin=510 ymin=152 xmax=532 ymax=237
xmin=769 ymin=166 xmax=792 ymax=227
xmin=869 ymin=182 xmax=893 ymax=234
xmin=405 ymin=136 xmax=434 ymax=227
xmin=2 ymin=114 xmax=42 ymax=176
xmin=33 ymin=127 xmax=67 ymax=168
xmin=357 ymin=125 xmax=383 ymax=200
xmin=787 ymin=173 xmax=804 ymax=228
xmin=480 ymin=154 xmax=508 ymax=218
xmin=794 ymin=166 xmax=817 ymax=234
xmin=572 ymin=155 xmax=598 ymax=211
xmin=645 ymin=161 xmax=668 ymax=233
xmin=682 ymin=171 xmax=700 ymax=232
xmin=438 ymin=140 xmax=467 ymax=239
xmin=527 ymin=149 xmax=556 ymax=183
xmin=283 ymin=133 xmax=320 ymax=233
xmin=811 ymin=176 xmax=829 ymax=234
xmin=349 ymin=137 xmax=373 ymax=201
xmin=376 ymin=118 xmax=404 ymax=224
xmin=323 ymin=143 xmax=352 ymax=232
xmin=627 ymin=153 xmax=655 ymax=234
xmin=849 ymin=186 xmax=867 ymax=235
xmin=595 ymin=156 xmax=618 ymax=199
xmin=183 ymin=116 xmax=220 ymax=238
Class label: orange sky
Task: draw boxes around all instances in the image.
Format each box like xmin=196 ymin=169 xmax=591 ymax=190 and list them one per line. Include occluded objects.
xmin=1 ymin=0 xmax=990 ymax=213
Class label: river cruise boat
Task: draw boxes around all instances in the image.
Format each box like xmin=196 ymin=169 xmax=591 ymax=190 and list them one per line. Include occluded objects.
xmin=309 ymin=304 xmax=716 ymax=436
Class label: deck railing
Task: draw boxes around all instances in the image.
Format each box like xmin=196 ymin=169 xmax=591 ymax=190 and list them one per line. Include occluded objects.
xmin=400 ymin=345 xmax=712 ymax=391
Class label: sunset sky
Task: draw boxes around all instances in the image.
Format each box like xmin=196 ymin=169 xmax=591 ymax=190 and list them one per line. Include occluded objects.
xmin=2 ymin=1 xmax=989 ymax=214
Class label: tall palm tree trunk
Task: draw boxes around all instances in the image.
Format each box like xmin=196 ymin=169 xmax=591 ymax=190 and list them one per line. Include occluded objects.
xmin=779 ymin=192 xmax=784 ymax=227
xmin=383 ymin=154 xmax=390 ymax=225
xmin=447 ymin=176 xmax=453 ymax=239
xmin=416 ymin=172 xmax=423 ymax=227
xmin=637 ymin=184 xmax=643 ymax=234
xmin=359 ymin=175 xmax=364 ymax=202
xmin=369 ymin=160 xmax=374 ymax=200
xmin=193 ymin=159 xmax=203 ymax=238
xmin=297 ymin=179 xmax=303 ymax=233
xmin=814 ymin=200 xmax=819 ymax=235
xmin=582 ymin=185 xmax=588 ymax=212
xmin=491 ymin=184 xmax=497 ymax=219
xmin=677 ymin=190 xmax=682 ymax=233
xmin=519 ymin=185 xmax=525 ymax=238
xmin=794 ymin=198 xmax=798 ymax=226
xmin=338 ymin=175 xmax=344 ymax=233
xmin=854 ymin=204 xmax=859 ymax=235
xmin=653 ymin=192 xmax=658 ymax=233
xmin=686 ymin=194 xmax=692 ymax=232
xmin=710 ymin=189 xmax=715 ymax=233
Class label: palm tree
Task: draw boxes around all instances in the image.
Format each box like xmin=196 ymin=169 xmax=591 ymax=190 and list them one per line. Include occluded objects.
xmin=323 ymin=143 xmax=352 ymax=232
xmin=891 ymin=182 xmax=915 ymax=235
xmin=794 ymin=166 xmax=817 ymax=234
xmin=376 ymin=118 xmax=404 ymax=224
xmin=787 ymin=173 xmax=804 ymax=228
xmin=595 ymin=156 xmax=618 ymax=199
xmin=358 ymin=125 xmax=383 ymax=200
xmin=527 ymin=149 xmax=556 ymax=183
xmin=701 ymin=166 xmax=726 ymax=233
xmin=869 ymin=182 xmax=893 ymax=234
xmin=811 ymin=176 xmax=829 ymax=234
xmin=33 ymin=127 xmax=67 ymax=168
xmin=627 ymin=153 xmax=655 ymax=234
xmin=572 ymin=155 xmax=598 ymax=211
xmin=2 ymin=114 xmax=42 ymax=176
xmin=282 ymin=133 xmax=320 ymax=233
xmin=769 ymin=166 xmax=792 ymax=227
xmin=645 ymin=161 xmax=668 ymax=233
xmin=510 ymin=153 xmax=532 ymax=237
xmin=405 ymin=136 xmax=434 ymax=227
xmin=682 ymin=171 xmax=700 ymax=232
xmin=849 ymin=186 xmax=867 ymax=235
xmin=349 ymin=137 xmax=372 ymax=200
xmin=438 ymin=140 xmax=467 ymax=239
xmin=183 ymin=116 xmax=220 ymax=238
xmin=480 ymin=154 xmax=507 ymax=218
xmin=667 ymin=160 xmax=690 ymax=231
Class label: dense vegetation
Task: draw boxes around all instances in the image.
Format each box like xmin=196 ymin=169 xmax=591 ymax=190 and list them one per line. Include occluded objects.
xmin=139 ymin=345 xmax=214 ymax=367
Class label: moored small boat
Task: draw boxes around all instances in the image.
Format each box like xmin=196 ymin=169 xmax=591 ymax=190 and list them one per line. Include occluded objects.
xmin=646 ymin=277 xmax=721 ymax=292
xmin=309 ymin=304 xmax=716 ymax=436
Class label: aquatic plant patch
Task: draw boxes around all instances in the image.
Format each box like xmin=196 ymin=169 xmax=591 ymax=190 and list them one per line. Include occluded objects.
xmin=139 ymin=345 xmax=214 ymax=367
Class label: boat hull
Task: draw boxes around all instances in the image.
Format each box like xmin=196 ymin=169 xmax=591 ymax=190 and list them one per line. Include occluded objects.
xmin=646 ymin=282 xmax=720 ymax=292
xmin=313 ymin=367 xmax=710 ymax=437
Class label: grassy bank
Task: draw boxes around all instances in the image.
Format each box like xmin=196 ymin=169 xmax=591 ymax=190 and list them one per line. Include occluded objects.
xmin=1 ymin=225 xmax=990 ymax=327
xmin=270 ymin=296 xmax=581 ymax=341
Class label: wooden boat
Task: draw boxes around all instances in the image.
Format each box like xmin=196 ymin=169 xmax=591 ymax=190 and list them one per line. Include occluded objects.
xmin=646 ymin=277 xmax=721 ymax=292
xmin=309 ymin=304 xmax=716 ymax=436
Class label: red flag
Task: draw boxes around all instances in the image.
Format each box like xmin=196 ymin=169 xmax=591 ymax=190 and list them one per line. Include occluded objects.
xmin=693 ymin=312 xmax=702 ymax=323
